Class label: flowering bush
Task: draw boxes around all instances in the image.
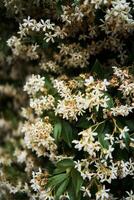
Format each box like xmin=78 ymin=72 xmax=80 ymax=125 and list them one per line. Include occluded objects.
xmin=0 ymin=0 xmax=134 ymax=200
xmin=21 ymin=66 xmax=134 ymax=200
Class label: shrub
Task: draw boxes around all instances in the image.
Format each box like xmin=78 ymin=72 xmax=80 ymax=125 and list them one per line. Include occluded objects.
xmin=0 ymin=0 xmax=134 ymax=199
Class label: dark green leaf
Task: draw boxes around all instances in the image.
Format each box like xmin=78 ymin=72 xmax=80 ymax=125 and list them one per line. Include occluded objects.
xmin=125 ymin=119 xmax=134 ymax=131
xmin=97 ymin=121 xmax=109 ymax=149
xmin=53 ymin=121 xmax=62 ymax=142
xmin=55 ymin=177 xmax=70 ymax=199
xmin=62 ymin=121 xmax=73 ymax=147
xmin=76 ymin=117 xmax=92 ymax=129
xmin=47 ymin=173 xmax=68 ymax=188
xmin=53 ymin=168 xmax=66 ymax=175
xmin=57 ymin=159 xmax=74 ymax=168
xmin=124 ymin=132 xmax=130 ymax=150
xmin=91 ymin=59 xmax=104 ymax=79
xmin=71 ymin=169 xmax=83 ymax=197
xmin=68 ymin=183 xmax=76 ymax=200
xmin=99 ymin=135 xmax=109 ymax=149
xmin=57 ymin=159 xmax=75 ymax=169
xmin=113 ymin=146 xmax=129 ymax=160
xmin=104 ymin=93 xmax=114 ymax=109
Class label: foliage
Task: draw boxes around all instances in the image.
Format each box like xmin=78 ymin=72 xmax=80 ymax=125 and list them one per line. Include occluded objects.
xmin=0 ymin=0 xmax=134 ymax=200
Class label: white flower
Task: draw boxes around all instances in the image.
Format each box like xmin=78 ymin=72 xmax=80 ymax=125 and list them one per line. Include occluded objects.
xmin=22 ymin=16 xmax=36 ymax=28
xmin=115 ymin=138 xmax=126 ymax=149
xmin=128 ymin=158 xmax=134 ymax=176
xmin=119 ymin=81 xmax=134 ymax=97
xmin=81 ymin=186 xmax=91 ymax=198
xmin=102 ymin=79 xmax=110 ymax=91
xmin=119 ymin=126 xmax=129 ymax=139
xmin=74 ymin=6 xmax=84 ymax=21
xmin=14 ymin=150 xmax=27 ymax=163
xmin=85 ymin=79 xmax=110 ymax=112
xmin=91 ymin=0 xmax=108 ymax=9
xmin=117 ymin=160 xmax=130 ymax=178
xmin=96 ymin=185 xmax=110 ymax=200
xmin=74 ymin=159 xmax=94 ymax=180
xmin=18 ymin=17 xmax=55 ymax=36
xmin=126 ymin=190 xmax=134 ymax=200
xmin=24 ymin=74 xmax=45 ymax=96
xmin=85 ymin=76 xmax=94 ymax=86
xmin=52 ymin=79 xmax=71 ymax=98
xmin=73 ymin=127 xmax=100 ymax=157
xmin=30 ymin=95 xmax=54 ymax=115
xmin=95 ymin=161 xmax=117 ymax=183
xmin=110 ymin=105 xmax=133 ymax=117
xmin=74 ymin=160 xmax=82 ymax=172
xmin=30 ymin=168 xmax=50 ymax=197
xmin=104 ymin=134 xmax=114 ymax=145
xmin=102 ymin=146 xmax=114 ymax=160
xmin=40 ymin=60 xmax=60 ymax=73
xmin=59 ymin=192 xmax=70 ymax=200
xmin=22 ymin=118 xmax=57 ymax=159
xmin=39 ymin=190 xmax=54 ymax=200
xmin=112 ymin=66 xmax=128 ymax=81
xmin=55 ymin=93 xmax=88 ymax=121
xmin=104 ymin=0 xmax=133 ymax=34
xmin=44 ymin=32 xmax=57 ymax=43
xmin=41 ymin=19 xmax=55 ymax=31
xmin=30 ymin=168 xmax=42 ymax=192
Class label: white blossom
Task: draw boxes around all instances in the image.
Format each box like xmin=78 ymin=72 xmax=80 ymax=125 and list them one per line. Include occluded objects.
xmin=96 ymin=185 xmax=110 ymax=200
xmin=24 ymin=75 xmax=45 ymax=96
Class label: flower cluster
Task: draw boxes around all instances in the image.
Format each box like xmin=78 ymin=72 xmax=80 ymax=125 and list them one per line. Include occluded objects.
xmin=21 ymin=67 xmax=134 ymax=199
xmin=23 ymin=74 xmax=45 ymax=95
xmin=103 ymin=0 xmax=134 ymax=34
xmin=7 ymin=0 xmax=134 ymax=68
xmin=22 ymin=117 xmax=57 ymax=160
xmin=7 ymin=36 xmax=39 ymax=60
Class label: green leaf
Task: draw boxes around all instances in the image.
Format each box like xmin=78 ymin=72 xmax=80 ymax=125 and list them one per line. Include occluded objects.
xmin=47 ymin=173 xmax=68 ymax=188
xmin=104 ymin=93 xmax=114 ymax=109
xmin=125 ymin=119 xmax=134 ymax=131
xmin=45 ymin=76 xmax=57 ymax=96
xmin=56 ymin=0 xmax=63 ymax=16
xmin=97 ymin=121 xmax=109 ymax=149
xmin=99 ymin=133 xmax=109 ymax=149
xmin=55 ymin=177 xmax=70 ymax=199
xmin=53 ymin=168 xmax=66 ymax=175
xmin=124 ymin=132 xmax=130 ymax=150
xmin=68 ymin=183 xmax=76 ymax=200
xmin=53 ymin=121 xmax=62 ymax=142
xmin=113 ymin=146 xmax=129 ymax=160
xmin=71 ymin=169 xmax=83 ymax=197
xmin=57 ymin=159 xmax=75 ymax=169
xmin=76 ymin=117 xmax=92 ymax=129
xmin=91 ymin=59 xmax=104 ymax=79
xmin=62 ymin=121 xmax=73 ymax=147
xmin=96 ymin=122 xmax=105 ymax=133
